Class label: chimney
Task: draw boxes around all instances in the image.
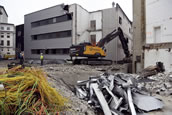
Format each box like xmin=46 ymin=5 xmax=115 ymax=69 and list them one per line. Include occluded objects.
xmin=112 ymin=2 xmax=115 ymax=7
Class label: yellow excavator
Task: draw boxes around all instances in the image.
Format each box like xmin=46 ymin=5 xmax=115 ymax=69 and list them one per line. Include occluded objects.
xmin=69 ymin=27 xmax=131 ymax=65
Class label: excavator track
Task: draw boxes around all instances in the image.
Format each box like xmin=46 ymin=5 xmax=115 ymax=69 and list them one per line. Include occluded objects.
xmin=73 ymin=59 xmax=112 ymax=65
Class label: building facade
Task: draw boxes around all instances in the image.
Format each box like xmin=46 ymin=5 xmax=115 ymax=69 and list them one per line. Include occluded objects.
xmin=24 ymin=3 xmax=132 ymax=61
xmin=0 ymin=5 xmax=15 ymax=59
xmin=145 ymin=0 xmax=172 ymax=72
xmin=69 ymin=3 xmax=132 ymax=61
xmin=24 ymin=4 xmax=72 ymax=60
xmin=16 ymin=24 xmax=24 ymax=58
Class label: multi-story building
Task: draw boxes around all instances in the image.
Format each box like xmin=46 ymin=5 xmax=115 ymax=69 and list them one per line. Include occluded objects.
xmin=16 ymin=24 xmax=24 ymax=58
xmin=0 ymin=5 xmax=15 ymax=58
xmin=70 ymin=3 xmax=132 ymax=61
xmin=145 ymin=0 xmax=172 ymax=72
xmin=24 ymin=3 xmax=132 ymax=61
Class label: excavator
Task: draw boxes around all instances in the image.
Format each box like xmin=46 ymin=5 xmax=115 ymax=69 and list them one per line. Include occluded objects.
xmin=69 ymin=27 xmax=131 ymax=65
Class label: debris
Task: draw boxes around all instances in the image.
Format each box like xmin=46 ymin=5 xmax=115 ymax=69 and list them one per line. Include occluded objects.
xmin=133 ymin=93 xmax=164 ymax=112
xmin=75 ymin=73 xmax=164 ymax=115
xmin=139 ymin=62 xmax=165 ymax=78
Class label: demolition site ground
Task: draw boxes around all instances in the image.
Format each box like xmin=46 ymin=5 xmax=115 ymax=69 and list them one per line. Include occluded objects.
xmin=0 ymin=60 xmax=172 ymax=115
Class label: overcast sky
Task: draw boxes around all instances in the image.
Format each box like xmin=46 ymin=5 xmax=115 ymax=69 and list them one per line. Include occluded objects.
xmin=0 ymin=0 xmax=133 ymax=25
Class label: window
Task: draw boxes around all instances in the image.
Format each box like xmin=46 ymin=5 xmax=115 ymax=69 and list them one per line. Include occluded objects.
xmin=119 ymin=17 xmax=122 ymax=25
xmin=7 ymin=27 xmax=10 ymax=30
xmin=31 ymin=48 xmax=69 ymax=55
xmin=7 ymin=48 xmax=10 ymax=51
xmin=1 ymin=40 xmax=4 ymax=46
xmin=1 ymin=27 xmax=4 ymax=30
xmin=1 ymin=35 xmax=4 ymax=38
xmin=7 ymin=52 xmax=10 ymax=55
xmin=7 ymin=40 xmax=10 ymax=46
xmin=90 ymin=35 xmax=96 ymax=45
xmin=7 ymin=33 xmax=10 ymax=38
xmin=129 ymin=28 xmax=132 ymax=33
xmin=31 ymin=14 xmax=72 ymax=28
xmin=32 ymin=30 xmax=72 ymax=40
xmin=0 ymin=10 xmax=2 ymax=15
xmin=90 ymin=20 xmax=96 ymax=30
xmin=1 ymin=48 xmax=3 ymax=51
xmin=154 ymin=27 xmax=161 ymax=43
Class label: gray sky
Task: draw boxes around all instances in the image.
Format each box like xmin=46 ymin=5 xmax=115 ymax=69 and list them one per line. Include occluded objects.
xmin=0 ymin=0 xmax=133 ymax=25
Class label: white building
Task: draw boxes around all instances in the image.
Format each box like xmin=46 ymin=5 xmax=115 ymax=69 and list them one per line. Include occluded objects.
xmin=69 ymin=3 xmax=132 ymax=62
xmin=0 ymin=5 xmax=15 ymax=58
xmin=145 ymin=0 xmax=172 ymax=72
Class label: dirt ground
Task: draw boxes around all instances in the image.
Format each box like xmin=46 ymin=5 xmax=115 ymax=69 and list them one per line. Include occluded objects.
xmin=1 ymin=60 xmax=172 ymax=115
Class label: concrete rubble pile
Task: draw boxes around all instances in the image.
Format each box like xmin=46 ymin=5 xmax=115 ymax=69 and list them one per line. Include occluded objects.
xmin=137 ymin=72 xmax=172 ymax=96
xmin=75 ymin=73 xmax=164 ymax=115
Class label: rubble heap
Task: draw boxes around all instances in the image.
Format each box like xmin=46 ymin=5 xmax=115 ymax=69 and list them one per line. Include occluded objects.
xmin=138 ymin=72 xmax=172 ymax=96
xmin=75 ymin=73 xmax=164 ymax=115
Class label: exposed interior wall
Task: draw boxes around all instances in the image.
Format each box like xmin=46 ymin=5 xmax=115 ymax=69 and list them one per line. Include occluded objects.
xmin=145 ymin=0 xmax=172 ymax=72
xmin=89 ymin=11 xmax=102 ymax=43
xmin=70 ymin=5 xmax=103 ymax=45
xmin=69 ymin=4 xmax=90 ymax=44
xmin=145 ymin=49 xmax=172 ymax=72
xmin=146 ymin=0 xmax=172 ymax=43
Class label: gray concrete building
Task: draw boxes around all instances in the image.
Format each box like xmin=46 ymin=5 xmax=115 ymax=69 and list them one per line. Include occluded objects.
xmin=24 ymin=4 xmax=72 ymax=59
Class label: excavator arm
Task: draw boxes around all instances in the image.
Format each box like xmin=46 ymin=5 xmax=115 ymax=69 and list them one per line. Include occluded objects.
xmin=96 ymin=27 xmax=130 ymax=58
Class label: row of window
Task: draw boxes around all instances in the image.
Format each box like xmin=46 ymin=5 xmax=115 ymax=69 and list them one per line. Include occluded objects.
xmin=31 ymin=14 xmax=72 ymax=28
xmin=31 ymin=48 xmax=69 ymax=55
xmin=0 ymin=26 xmax=11 ymax=31
xmin=32 ymin=30 xmax=72 ymax=40
xmin=1 ymin=48 xmax=10 ymax=52
xmin=1 ymin=33 xmax=11 ymax=38
xmin=0 ymin=40 xmax=10 ymax=46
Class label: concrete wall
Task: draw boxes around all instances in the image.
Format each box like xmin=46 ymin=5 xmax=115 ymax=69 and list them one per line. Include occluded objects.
xmin=102 ymin=6 xmax=132 ymax=62
xmin=146 ymin=0 xmax=172 ymax=43
xmin=145 ymin=49 xmax=172 ymax=72
xmin=89 ymin=11 xmax=103 ymax=43
xmin=145 ymin=0 xmax=172 ymax=72
xmin=70 ymin=5 xmax=103 ymax=45
xmin=69 ymin=4 xmax=90 ymax=44
xmin=102 ymin=8 xmax=118 ymax=61
xmin=0 ymin=7 xmax=8 ymax=23
xmin=24 ymin=4 xmax=72 ymax=60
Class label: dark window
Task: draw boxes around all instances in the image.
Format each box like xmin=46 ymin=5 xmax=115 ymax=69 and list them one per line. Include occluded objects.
xmin=90 ymin=20 xmax=96 ymax=30
xmin=31 ymin=14 xmax=72 ymax=28
xmin=7 ymin=34 xmax=10 ymax=38
xmin=7 ymin=27 xmax=10 ymax=30
xmin=31 ymin=48 xmax=69 ymax=55
xmin=1 ymin=48 xmax=3 ymax=51
xmin=90 ymin=35 xmax=96 ymax=45
xmin=1 ymin=27 xmax=4 ymax=30
xmin=1 ymin=35 xmax=4 ymax=38
xmin=1 ymin=40 xmax=4 ymax=46
xmin=32 ymin=30 xmax=72 ymax=40
xmin=7 ymin=52 xmax=10 ymax=55
xmin=7 ymin=40 xmax=10 ymax=46
xmin=119 ymin=17 xmax=122 ymax=25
